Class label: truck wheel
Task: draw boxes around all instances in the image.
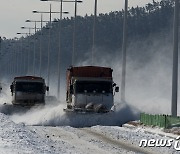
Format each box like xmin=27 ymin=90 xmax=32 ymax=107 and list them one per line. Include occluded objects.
xmin=67 ymin=105 xmax=72 ymax=109
xmin=94 ymin=104 xmax=104 ymax=113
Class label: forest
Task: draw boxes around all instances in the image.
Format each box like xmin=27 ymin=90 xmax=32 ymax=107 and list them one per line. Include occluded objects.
xmin=0 ymin=0 xmax=175 ymax=81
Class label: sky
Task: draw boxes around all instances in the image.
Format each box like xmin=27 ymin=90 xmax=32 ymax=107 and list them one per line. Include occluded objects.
xmin=0 ymin=0 xmax=160 ymax=39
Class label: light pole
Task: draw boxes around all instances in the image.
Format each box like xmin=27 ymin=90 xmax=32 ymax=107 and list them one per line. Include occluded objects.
xmin=17 ymin=32 xmax=33 ymax=75
xmin=11 ymin=40 xmax=24 ymax=76
xmin=171 ymin=0 xmax=179 ymax=117
xmin=0 ymin=37 xmax=2 ymax=81
xmin=21 ymin=27 xmax=32 ymax=74
xmin=72 ymin=0 xmax=83 ymax=65
xmin=40 ymin=0 xmax=82 ymax=100
xmin=6 ymin=40 xmax=21 ymax=77
xmin=40 ymin=14 xmax=43 ymax=77
xmin=121 ymin=0 xmax=128 ymax=102
xmin=21 ymin=26 xmax=41 ymax=74
xmin=25 ymin=21 xmax=37 ymax=75
xmin=32 ymin=12 xmax=44 ymax=77
xmin=42 ymin=0 xmax=83 ymax=66
xmin=25 ymin=20 xmax=41 ymax=75
xmin=57 ymin=0 xmax=63 ymax=100
xmin=33 ymin=5 xmax=68 ymax=98
xmin=13 ymin=39 xmax=21 ymax=76
xmin=92 ymin=0 xmax=97 ymax=65
xmin=10 ymin=41 xmax=17 ymax=76
xmin=0 ymin=37 xmax=1 ymax=46
xmin=26 ymin=19 xmax=53 ymax=76
xmin=19 ymin=38 xmax=24 ymax=75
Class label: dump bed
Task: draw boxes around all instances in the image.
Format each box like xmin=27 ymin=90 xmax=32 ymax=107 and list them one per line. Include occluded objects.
xmin=67 ymin=66 xmax=113 ymax=78
xmin=66 ymin=66 xmax=113 ymax=90
xmin=14 ymin=76 xmax=44 ymax=82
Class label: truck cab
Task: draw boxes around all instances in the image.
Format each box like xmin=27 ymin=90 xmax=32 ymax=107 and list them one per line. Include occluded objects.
xmin=10 ymin=76 xmax=49 ymax=106
xmin=65 ymin=66 xmax=119 ymax=113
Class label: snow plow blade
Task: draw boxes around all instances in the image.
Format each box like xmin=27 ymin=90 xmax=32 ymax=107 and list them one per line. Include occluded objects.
xmin=63 ymin=108 xmax=110 ymax=114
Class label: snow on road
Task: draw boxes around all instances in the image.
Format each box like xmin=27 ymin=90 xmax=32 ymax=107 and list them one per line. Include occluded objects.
xmin=0 ymin=111 xmax=149 ymax=154
xmin=5 ymin=102 xmax=139 ymax=127
xmin=0 ymin=90 xmax=179 ymax=154
xmin=32 ymin=125 xmax=155 ymax=154
xmin=0 ymin=110 xmax=180 ymax=154
xmin=0 ymin=113 xmax=56 ymax=154
xmin=0 ymin=112 xmax=136 ymax=154
xmin=90 ymin=126 xmax=180 ymax=154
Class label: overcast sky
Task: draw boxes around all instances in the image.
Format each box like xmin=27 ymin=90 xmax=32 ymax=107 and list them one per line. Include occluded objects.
xmin=0 ymin=0 xmax=159 ymax=39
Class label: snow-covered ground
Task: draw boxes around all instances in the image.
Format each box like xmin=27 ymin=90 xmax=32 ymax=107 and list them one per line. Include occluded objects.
xmin=0 ymin=86 xmax=179 ymax=153
xmin=0 ymin=105 xmax=179 ymax=153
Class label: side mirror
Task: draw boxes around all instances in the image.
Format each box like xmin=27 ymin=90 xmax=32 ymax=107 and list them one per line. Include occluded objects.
xmin=113 ymin=83 xmax=116 ymax=87
xmin=115 ymin=86 xmax=119 ymax=92
xmin=46 ymin=86 xmax=49 ymax=91
xmin=10 ymin=85 xmax=13 ymax=92
xmin=70 ymin=85 xmax=73 ymax=94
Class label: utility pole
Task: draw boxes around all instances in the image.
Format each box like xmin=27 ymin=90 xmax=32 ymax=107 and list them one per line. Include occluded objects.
xmin=39 ymin=13 xmax=43 ymax=77
xmin=0 ymin=37 xmax=1 ymax=51
xmin=47 ymin=3 xmax=52 ymax=95
xmin=92 ymin=0 xmax=97 ymax=65
xmin=0 ymin=37 xmax=1 ymax=77
xmin=121 ymin=0 xmax=128 ymax=102
xmin=33 ymin=21 xmax=37 ymax=75
xmin=27 ymin=29 xmax=31 ymax=74
xmin=57 ymin=0 xmax=63 ymax=100
xmin=72 ymin=0 xmax=77 ymax=66
xmin=171 ymin=0 xmax=179 ymax=117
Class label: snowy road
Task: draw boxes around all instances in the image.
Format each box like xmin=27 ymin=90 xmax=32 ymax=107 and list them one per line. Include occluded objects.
xmin=0 ymin=110 xmax=180 ymax=154
xmin=0 ymin=98 xmax=179 ymax=153
xmin=80 ymin=128 xmax=152 ymax=153
xmin=30 ymin=126 xmax=153 ymax=154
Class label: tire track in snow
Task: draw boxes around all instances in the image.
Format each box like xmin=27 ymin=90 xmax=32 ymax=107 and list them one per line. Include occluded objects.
xmin=81 ymin=128 xmax=156 ymax=154
xmin=30 ymin=126 xmax=111 ymax=154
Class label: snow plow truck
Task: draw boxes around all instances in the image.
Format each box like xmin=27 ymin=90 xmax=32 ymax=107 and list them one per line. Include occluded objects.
xmin=10 ymin=76 xmax=49 ymax=106
xmin=64 ymin=66 xmax=119 ymax=113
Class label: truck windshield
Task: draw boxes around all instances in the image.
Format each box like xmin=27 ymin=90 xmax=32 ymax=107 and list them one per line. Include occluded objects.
xmin=15 ymin=82 xmax=44 ymax=93
xmin=76 ymin=81 xmax=112 ymax=93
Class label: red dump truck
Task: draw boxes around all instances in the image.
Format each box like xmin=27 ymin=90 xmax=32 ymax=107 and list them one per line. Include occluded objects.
xmin=10 ymin=76 xmax=49 ymax=106
xmin=64 ymin=66 xmax=119 ymax=113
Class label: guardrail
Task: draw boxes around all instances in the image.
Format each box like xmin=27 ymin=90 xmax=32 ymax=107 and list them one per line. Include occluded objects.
xmin=140 ymin=113 xmax=180 ymax=128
